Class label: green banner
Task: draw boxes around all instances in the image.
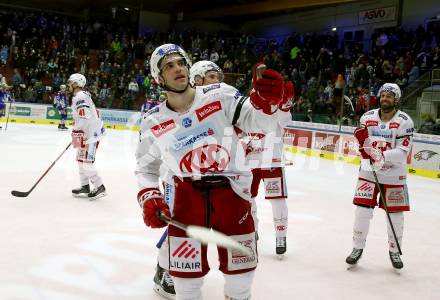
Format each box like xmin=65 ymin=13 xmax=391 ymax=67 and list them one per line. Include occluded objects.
xmin=46 ymin=107 xmax=73 ymax=120
xmin=12 ymin=106 xmax=31 ymax=116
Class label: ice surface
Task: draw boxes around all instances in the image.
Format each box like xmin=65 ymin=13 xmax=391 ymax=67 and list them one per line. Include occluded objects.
xmin=1 ymin=123 xmax=439 ymax=300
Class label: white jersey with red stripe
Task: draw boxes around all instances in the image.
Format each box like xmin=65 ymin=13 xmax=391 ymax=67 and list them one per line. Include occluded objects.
xmin=241 ymin=111 xmax=291 ymax=168
xmin=71 ymin=90 xmax=104 ymax=144
xmin=358 ymin=108 xmax=414 ymax=185
xmin=135 ymin=83 xmax=284 ymax=200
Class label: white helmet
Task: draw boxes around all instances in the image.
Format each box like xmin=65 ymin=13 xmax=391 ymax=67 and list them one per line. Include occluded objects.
xmin=189 ymin=60 xmax=223 ymax=86
xmin=67 ymin=73 xmax=86 ymax=88
xmin=150 ymin=44 xmax=191 ymax=84
xmin=378 ymin=83 xmax=402 ymax=100
xmin=60 ymin=84 xmax=67 ymax=90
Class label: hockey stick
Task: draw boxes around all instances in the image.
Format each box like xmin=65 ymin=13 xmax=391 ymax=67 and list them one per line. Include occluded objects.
xmin=11 ymin=142 xmax=72 ymax=197
xmin=157 ymin=211 xmax=252 ymax=256
xmin=370 ymin=163 xmax=403 ymax=255
xmin=4 ymin=98 xmax=13 ymax=131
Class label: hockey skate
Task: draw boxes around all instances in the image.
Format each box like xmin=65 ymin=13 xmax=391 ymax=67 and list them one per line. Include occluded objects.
xmin=346 ymin=248 xmax=363 ymax=269
xmin=389 ymin=251 xmax=403 ymax=273
xmin=60 ymin=124 xmax=68 ymax=130
xmin=153 ymin=264 xmax=175 ymax=300
xmin=276 ymin=237 xmax=286 ymax=259
xmin=72 ymin=184 xmax=90 ymax=198
xmin=88 ymin=184 xmax=106 ymax=201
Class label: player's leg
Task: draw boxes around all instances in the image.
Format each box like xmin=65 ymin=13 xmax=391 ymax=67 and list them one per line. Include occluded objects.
xmin=250 ymin=169 xmax=262 ymax=234
xmin=346 ymin=178 xmax=378 ymax=265
xmin=74 ymin=142 xmax=105 ymax=200
xmin=380 ymin=184 xmax=409 ymax=269
xmin=261 ymin=167 xmax=288 ymax=256
xmin=211 ymin=180 xmax=257 ymax=300
xmin=224 ymin=271 xmax=255 ymax=300
xmin=154 ymin=182 xmax=176 ymax=299
xmin=167 ymin=178 xmax=210 ymax=298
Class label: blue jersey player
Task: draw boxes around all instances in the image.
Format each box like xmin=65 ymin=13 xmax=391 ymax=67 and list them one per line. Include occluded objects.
xmin=53 ymin=84 xmax=69 ymax=130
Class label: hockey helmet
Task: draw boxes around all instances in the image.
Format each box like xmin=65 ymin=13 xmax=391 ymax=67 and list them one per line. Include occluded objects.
xmin=189 ymin=60 xmax=224 ymax=86
xmin=67 ymin=73 xmax=86 ymax=88
xmin=378 ymin=83 xmax=402 ymax=100
xmin=150 ymin=44 xmax=192 ymax=84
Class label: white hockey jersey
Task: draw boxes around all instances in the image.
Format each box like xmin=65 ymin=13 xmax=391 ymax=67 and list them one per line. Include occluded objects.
xmin=135 ymin=83 xmax=284 ymax=200
xmin=71 ymin=90 xmax=104 ymax=144
xmin=358 ymin=108 xmax=414 ymax=184
xmin=240 ymin=111 xmax=291 ymax=168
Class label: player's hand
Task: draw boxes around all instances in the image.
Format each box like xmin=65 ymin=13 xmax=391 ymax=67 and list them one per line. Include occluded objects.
xmin=137 ymin=188 xmax=170 ymax=228
xmin=279 ymin=81 xmax=294 ymax=112
xmin=71 ymin=130 xmax=85 ymax=148
xmin=250 ymin=64 xmax=284 ymax=114
xmin=364 ymin=146 xmax=385 ymax=169
xmin=354 ymin=126 xmax=369 ymax=146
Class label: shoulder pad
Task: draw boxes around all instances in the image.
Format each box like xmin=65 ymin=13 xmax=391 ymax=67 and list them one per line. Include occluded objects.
xmin=202 ymin=83 xmax=221 ymax=94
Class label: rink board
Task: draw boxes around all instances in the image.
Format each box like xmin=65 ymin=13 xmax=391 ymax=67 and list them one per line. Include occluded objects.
xmin=284 ymin=122 xmax=440 ymax=180
xmin=2 ymin=102 xmax=440 ymax=180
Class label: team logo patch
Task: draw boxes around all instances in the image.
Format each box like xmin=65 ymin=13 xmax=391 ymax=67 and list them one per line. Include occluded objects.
xmin=365 ymin=120 xmax=379 ymax=127
xmin=195 ymin=101 xmax=222 ymax=122
xmin=182 ymin=117 xmax=192 ymax=128
xmin=227 ymin=233 xmax=257 ymax=272
xmin=389 ymin=122 xmax=400 ymax=129
xmin=380 ymin=124 xmax=386 ymax=129
xmin=180 ymin=144 xmax=230 ymax=173
xmin=354 ymin=181 xmax=375 ymax=199
xmin=150 ymin=119 xmax=176 ymax=138
xmin=169 ymin=237 xmax=202 ymax=273
xmin=202 ymin=83 xmax=221 ymax=94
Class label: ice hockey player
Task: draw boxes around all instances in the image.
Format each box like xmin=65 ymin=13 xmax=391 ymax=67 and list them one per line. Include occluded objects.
xmin=67 ymin=73 xmax=106 ymax=200
xmin=0 ymin=84 xmax=12 ymax=129
xmin=346 ymin=83 xmax=414 ymax=270
xmin=135 ymin=44 xmax=292 ymax=300
xmin=53 ymin=84 xmax=69 ymax=130
xmin=244 ymin=63 xmax=293 ymax=258
xmin=151 ymin=60 xmax=226 ymax=299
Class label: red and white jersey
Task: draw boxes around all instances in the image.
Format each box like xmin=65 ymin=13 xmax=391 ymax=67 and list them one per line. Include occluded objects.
xmin=135 ymin=83 xmax=283 ymax=200
xmin=240 ymin=111 xmax=291 ymax=168
xmin=71 ymin=90 xmax=104 ymax=144
xmin=358 ymin=109 xmax=414 ymax=184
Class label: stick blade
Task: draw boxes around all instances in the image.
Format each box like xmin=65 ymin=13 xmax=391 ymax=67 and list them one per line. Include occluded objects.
xmin=11 ymin=190 xmax=29 ymax=197
xmin=186 ymin=225 xmax=253 ymax=256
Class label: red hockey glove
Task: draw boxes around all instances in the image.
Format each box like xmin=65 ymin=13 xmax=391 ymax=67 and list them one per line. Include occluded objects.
xmin=354 ymin=126 xmax=369 ymax=147
xmin=279 ymin=81 xmax=294 ymax=112
xmin=71 ymin=130 xmax=85 ymax=148
xmin=137 ymin=188 xmax=170 ymax=228
xmin=250 ymin=65 xmax=284 ymax=115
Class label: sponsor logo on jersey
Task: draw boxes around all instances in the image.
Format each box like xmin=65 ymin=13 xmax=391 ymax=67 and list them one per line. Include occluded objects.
xmin=371 ymin=130 xmax=392 ymax=139
xmin=386 ymin=188 xmax=405 ymax=205
xmin=170 ymin=237 xmax=202 ymax=273
xmin=202 ymin=83 xmax=221 ymax=94
xmin=264 ymin=178 xmax=282 ymax=197
xmin=389 ymin=122 xmax=400 ymax=129
xmin=364 ymin=110 xmax=375 ymax=116
xmin=180 ymin=144 xmax=230 ymax=173
xmin=182 ymin=117 xmax=192 ymax=128
xmin=276 ymin=225 xmax=287 ymax=231
xmin=150 ymin=119 xmax=176 ymax=137
xmin=406 ymin=127 xmax=414 ymax=133
xmin=355 ymin=181 xmax=375 ymax=199
xmin=234 ymin=90 xmax=242 ymax=99
xmin=365 ymin=120 xmax=379 ymax=127
xmin=195 ymin=101 xmax=222 ymax=122
xmin=173 ymin=126 xmax=215 ymax=151
xmin=414 ymin=150 xmax=438 ymax=161
xmin=76 ymin=100 xmax=85 ymax=105
xmin=398 ymin=113 xmax=408 ymax=120
xmin=380 ymin=124 xmax=386 ymax=129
